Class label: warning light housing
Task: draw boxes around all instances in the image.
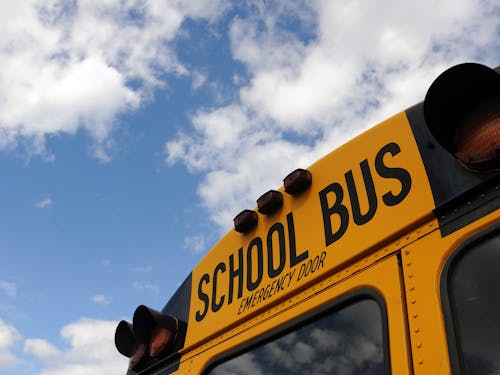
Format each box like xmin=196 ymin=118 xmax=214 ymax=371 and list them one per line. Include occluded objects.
xmin=234 ymin=209 xmax=258 ymax=233
xmin=424 ymin=62 xmax=500 ymax=171
xmin=114 ymin=320 xmax=149 ymax=371
xmin=257 ymin=190 xmax=283 ymax=215
xmin=284 ymin=169 xmax=312 ymax=195
xmin=133 ymin=305 xmax=179 ymax=359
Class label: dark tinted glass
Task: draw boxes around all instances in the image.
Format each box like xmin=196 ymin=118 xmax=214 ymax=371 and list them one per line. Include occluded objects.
xmin=207 ymin=298 xmax=386 ymax=375
xmin=447 ymin=232 xmax=500 ymax=374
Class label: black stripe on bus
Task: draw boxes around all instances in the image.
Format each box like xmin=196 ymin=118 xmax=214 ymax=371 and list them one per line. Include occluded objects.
xmin=161 ymin=273 xmax=192 ymax=326
xmin=132 ymin=352 xmax=182 ymax=375
xmin=434 ymin=176 xmax=500 ymax=237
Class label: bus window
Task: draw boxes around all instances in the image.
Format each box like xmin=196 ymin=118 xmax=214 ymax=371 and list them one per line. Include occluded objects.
xmin=444 ymin=230 xmax=500 ymax=374
xmin=206 ymin=298 xmax=387 ymax=375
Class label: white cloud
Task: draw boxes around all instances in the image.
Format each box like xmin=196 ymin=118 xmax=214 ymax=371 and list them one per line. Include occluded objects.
xmin=132 ymin=281 xmax=160 ymax=296
xmin=0 ymin=281 xmax=17 ymax=298
xmin=90 ymin=294 xmax=111 ymax=306
xmin=24 ymin=339 xmax=61 ymax=360
xmin=192 ymin=70 xmax=208 ymax=90
xmin=0 ymin=319 xmax=21 ymax=368
xmin=184 ymin=234 xmax=207 ymax=255
xmin=166 ymin=0 xmax=500 ymax=230
xmin=0 ymin=0 xmax=228 ymax=160
xmin=25 ymin=318 xmax=127 ymax=375
xmin=35 ymin=197 xmax=53 ymax=209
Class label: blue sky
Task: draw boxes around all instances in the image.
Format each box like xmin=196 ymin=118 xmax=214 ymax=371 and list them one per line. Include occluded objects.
xmin=0 ymin=1 xmax=498 ymax=374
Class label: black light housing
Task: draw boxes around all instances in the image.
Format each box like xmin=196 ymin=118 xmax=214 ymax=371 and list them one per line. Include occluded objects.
xmin=133 ymin=305 xmax=179 ymax=358
xmin=114 ymin=320 xmax=149 ymax=371
xmin=424 ymin=62 xmax=500 ymax=171
xmin=284 ymin=169 xmax=312 ymax=195
xmin=115 ymin=321 xmax=137 ymax=358
xmin=233 ymin=209 xmax=258 ymax=233
xmin=257 ymin=190 xmax=283 ymax=215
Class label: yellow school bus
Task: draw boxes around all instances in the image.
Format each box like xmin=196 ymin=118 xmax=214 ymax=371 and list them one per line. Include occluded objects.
xmin=115 ymin=62 xmax=500 ymax=375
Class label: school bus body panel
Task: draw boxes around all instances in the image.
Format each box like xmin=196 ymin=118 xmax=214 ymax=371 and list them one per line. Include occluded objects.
xmin=186 ymin=111 xmax=435 ymax=348
xmin=401 ymin=207 xmax=500 ymax=374
xmin=177 ymin=255 xmax=412 ymax=374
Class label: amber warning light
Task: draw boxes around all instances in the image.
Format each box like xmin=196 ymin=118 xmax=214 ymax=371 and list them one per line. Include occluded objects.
xmin=453 ymin=97 xmax=499 ymax=170
xmin=133 ymin=305 xmax=179 ymax=358
xmin=115 ymin=305 xmax=185 ymax=372
xmin=114 ymin=320 xmax=149 ymax=371
xmin=424 ymin=62 xmax=500 ymax=171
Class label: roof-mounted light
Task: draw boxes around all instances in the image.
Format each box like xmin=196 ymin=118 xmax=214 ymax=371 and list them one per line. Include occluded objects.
xmin=284 ymin=169 xmax=312 ymax=195
xmin=453 ymin=97 xmax=499 ymax=170
xmin=233 ymin=209 xmax=258 ymax=233
xmin=133 ymin=305 xmax=179 ymax=358
xmin=114 ymin=320 xmax=149 ymax=371
xmin=424 ymin=63 xmax=500 ymax=171
xmin=257 ymin=190 xmax=283 ymax=215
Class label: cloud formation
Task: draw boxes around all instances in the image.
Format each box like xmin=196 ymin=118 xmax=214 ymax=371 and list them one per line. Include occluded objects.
xmin=132 ymin=281 xmax=160 ymax=296
xmin=0 ymin=319 xmax=21 ymax=367
xmin=184 ymin=234 xmax=208 ymax=254
xmin=166 ymin=0 xmax=500 ymax=230
xmin=0 ymin=0 xmax=227 ymax=161
xmin=25 ymin=318 xmax=126 ymax=375
xmin=24 ymin=339 xmax=61 ymax=360
xmin=90 ymin=294 xmax=111 ymax=306
xmin=35 ymin=197 xmax=53 ymax=209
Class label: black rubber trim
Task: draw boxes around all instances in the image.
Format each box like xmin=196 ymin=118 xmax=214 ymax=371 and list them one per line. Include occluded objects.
xmin=440 ymin=222 xmax=500 ymax=375
xmin=434 ymin=175 xmax=500 ymax=237
xmin=129 ymin=352 xmax=181 ymax=375
xmin=201 ymin=289 xmax=391 ymax=375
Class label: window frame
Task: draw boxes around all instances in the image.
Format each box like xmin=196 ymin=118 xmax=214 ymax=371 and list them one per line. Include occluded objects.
xmin=202 ymin=289 xmax=391 ymax=375
xmin=440 ymin=222 xmax=500 ymax=375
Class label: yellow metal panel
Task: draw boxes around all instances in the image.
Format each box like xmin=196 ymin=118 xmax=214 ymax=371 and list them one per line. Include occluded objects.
xmin=401 ymin=208 xmax=499 ymax=374
xmin=187 ymin=111 xmax=435 ymax=347
xmin=177 ymin=255 xmax=411 ymax=375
